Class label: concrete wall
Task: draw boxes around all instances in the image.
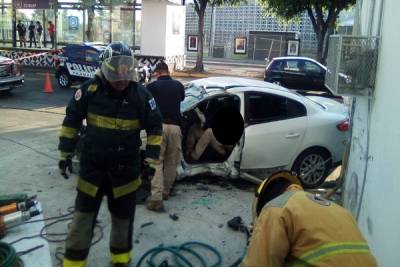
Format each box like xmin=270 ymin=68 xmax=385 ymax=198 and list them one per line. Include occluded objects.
xmin=343 ymin=0 xmax=400 ymax=266
xmin=165 ymin=5 xmax=186 ymax=58
xmin=141 ymin=0 xmax=168 ymax=56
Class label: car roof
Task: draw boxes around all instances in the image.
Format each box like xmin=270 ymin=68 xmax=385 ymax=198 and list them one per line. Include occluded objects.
xmin=63 ymin=43 xmax=106 ymax=52
xmin=191 ymin=76 xmax=290 ymax=92
xmin=271 ymin=56 xmax=326 ymax=68
xmin=272 ymin=56 xmax=317 ymax=62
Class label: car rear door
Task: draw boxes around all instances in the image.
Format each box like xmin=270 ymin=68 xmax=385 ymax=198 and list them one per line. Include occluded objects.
xmin=65 ymin=46 xmax=88 ymax=78
xmin=240 ymin=91 xmax=307 ymax=170
xmin=281 ymin=59 xmax=307 ymax=89
xmin=303 ymin=60 xmax=326 ymax=91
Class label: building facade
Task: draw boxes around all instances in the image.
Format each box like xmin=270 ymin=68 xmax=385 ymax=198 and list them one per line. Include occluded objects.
xmin=185 ymin=0 xmax=318 ymax=61
xmin=342 ymin=0 xmax=400 ymax=265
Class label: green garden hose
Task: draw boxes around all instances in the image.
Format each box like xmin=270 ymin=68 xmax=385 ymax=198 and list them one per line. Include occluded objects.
xmin=0 ymin=241 xmax=24 ymax=267
xmin=137 ymin=241 xmax=223 ymax=267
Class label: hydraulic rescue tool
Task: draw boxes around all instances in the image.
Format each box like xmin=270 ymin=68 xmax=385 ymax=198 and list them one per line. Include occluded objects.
xmin=0 ymin=200 xmax=36 ymax=216
xmin=0 ymin=194 xmax=35 ymax=206
xmin=0 ymin=210 xmax=41 ymax=237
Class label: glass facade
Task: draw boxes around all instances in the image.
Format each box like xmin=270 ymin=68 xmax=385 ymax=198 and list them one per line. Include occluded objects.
xmin=0 ymin=0 xmax=140 ymax=49
xmin=0 ymin=3 xmax=12 ymax=44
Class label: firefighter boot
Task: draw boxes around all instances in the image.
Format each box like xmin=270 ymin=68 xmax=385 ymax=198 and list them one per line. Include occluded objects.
xmin=146 ymin=200 xmax=165 ymax=212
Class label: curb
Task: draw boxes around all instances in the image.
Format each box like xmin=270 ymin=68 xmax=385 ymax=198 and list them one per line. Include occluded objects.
xmin=172 ymin=71 xmax=211 ymax=78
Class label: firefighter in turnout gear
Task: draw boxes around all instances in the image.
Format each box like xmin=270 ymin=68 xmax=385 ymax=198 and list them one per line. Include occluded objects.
xmin=58 ymin=42 xmax=162 ymax=267
xmin=241 ymin=171 xmax=377 ymax=267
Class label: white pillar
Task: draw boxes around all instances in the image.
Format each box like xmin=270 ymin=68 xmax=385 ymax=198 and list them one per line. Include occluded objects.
xmin=140 ymin=0 xmax=186 ymax=70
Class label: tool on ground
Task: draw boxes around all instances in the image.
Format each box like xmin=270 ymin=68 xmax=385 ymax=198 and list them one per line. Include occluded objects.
xmin=227 ymin=217 xmax=251 ymax=267
xmin=0 ymin=200 xmax=36 ymax=216
xmin=0 ymin=194 xmax=35 ymax=207
xmin=0 ymin=210 xmax=41 ymax=237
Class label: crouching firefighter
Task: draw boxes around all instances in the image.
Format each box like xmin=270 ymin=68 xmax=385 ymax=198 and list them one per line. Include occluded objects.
xmin=241 ymin=171 xmax=378 ymax=267
xmin=58 ymin=42 xmax=162 ymax=267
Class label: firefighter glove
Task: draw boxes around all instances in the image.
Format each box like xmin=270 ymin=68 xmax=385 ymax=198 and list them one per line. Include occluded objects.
xmin=143 ymin=158 xmax=157 ymax=178
xmin=59 ymin=155 xmax=73 ymax=179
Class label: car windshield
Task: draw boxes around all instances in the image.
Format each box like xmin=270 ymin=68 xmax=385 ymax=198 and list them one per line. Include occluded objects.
xmin=180 ymin=83 xmax=208 ymax=111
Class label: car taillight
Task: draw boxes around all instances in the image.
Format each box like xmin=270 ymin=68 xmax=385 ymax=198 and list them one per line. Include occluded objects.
xmin=337 ymin=119 xmax=350 ymax=132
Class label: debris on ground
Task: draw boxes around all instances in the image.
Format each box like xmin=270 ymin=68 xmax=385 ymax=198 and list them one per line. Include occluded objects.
xmin=196 ymin=184 xmax=209 ymax=191
xmin=140 ymin=222 xmax=154 ymax=228
xmin=218 ymin=224 xmax=224 ymax=228
xmin=169 ymin=213 xmax=179 ymax=221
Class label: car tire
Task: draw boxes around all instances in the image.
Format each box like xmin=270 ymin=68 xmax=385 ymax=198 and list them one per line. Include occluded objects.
xmin=291 ymin=147 xmax=332 ymax=188
xmin=58 ymin=71 xmax=71 ymax=88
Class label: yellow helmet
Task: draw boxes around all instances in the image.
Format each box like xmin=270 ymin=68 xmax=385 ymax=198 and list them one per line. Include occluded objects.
xmin=252 ymin=171 xmax=303 ymax=219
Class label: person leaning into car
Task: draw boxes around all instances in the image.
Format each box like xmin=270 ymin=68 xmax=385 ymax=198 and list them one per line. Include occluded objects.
xmin=241 ymin=171 xmax=378 ymax=267
xmin=146 ymin=62 xmax=185 ymax=212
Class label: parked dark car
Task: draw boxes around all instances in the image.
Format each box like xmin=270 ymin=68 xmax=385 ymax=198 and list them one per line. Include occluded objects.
xmin=264 ymin=56 xmax=346 ymax=95
xmin=0 ymin=56 xmax=24 ymax=93
xmin=55 ymin=43 xmax=107 ymax=88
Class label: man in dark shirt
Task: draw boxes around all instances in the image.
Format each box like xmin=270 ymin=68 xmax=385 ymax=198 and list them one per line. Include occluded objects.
xmin=28 ymin=21 xmax=36 ymax=48
xmin=16 ymin=21 xmax=26 ymax=47
xmin=146 ymin=62 xmax=185 ymax=211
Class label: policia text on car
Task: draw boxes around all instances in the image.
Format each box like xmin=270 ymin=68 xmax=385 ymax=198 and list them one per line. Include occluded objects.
xmin=58 ymin=42 xmax=162 ymax=267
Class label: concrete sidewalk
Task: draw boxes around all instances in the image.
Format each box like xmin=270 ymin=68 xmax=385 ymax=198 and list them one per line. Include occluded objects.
xmin=174 ymin=61 xmax=265 ymax=80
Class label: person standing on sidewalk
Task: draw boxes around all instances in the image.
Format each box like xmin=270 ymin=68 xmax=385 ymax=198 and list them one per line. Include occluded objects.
xmin=146 ymin=62 xmax=185 ymax=211
xmin=58 ymin=42 xmax=162 ymax=267
xmin=16 ymin=20 xmax=26 ymax=48
xmin=28 ymin=21 xmax=36 ymax=48
xmin=36 ymin=21 xmax=43 ymax=48
xmin=48 ymin=21 xmax=56 ymax=49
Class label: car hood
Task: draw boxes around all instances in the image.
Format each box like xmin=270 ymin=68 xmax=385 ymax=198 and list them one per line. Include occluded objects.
xmin=0 ymin=56 xmax=14 ymax=64
xmin=305 ymin=95 xmax=349 ymax=115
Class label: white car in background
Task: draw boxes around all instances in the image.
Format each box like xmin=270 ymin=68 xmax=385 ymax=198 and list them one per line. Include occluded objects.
xmin=177 ymin=77 xmax=350 ymax=188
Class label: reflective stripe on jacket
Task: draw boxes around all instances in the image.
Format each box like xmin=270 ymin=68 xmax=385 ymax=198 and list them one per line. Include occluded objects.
xmin=241 ymin=187 xmax=378 ymax=267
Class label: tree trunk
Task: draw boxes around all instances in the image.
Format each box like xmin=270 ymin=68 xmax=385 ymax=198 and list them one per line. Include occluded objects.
xmin=86 ymin=8 xmax=95 ymax=42
xmin=194 ymin=8 xmax=205 ymax=72
xmin=316 ymin=33 xmax=324 ymax=63
xmin=322 ymin=14 xmax=339 ymax=64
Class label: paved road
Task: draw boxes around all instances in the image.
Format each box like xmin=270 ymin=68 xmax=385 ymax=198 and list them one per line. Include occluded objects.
xmin=0 ymin=68 xmax=253 ymax=266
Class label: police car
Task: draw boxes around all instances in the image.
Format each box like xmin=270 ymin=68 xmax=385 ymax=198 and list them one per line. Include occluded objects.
xmin=55 ymin=43 xmax=106 ymax=88
xmin=55 ymin=43 xmax=151 ymax=88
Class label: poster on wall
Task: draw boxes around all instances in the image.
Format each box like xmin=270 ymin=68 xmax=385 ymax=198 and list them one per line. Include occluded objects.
xmin=68 ymin=16 xmax=79 ymax=31
xmin=187 ymin=35 xmax=198 ymax=51
xmin=234 ymin=37 xmax=247 ymax=54
xmin=172 ymin=10 xmax=181 ymax=35
xmin=287 ymin=39 xmax=300 ymax=56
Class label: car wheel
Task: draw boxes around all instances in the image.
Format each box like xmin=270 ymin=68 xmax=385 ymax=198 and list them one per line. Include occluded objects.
xmin=292 ymin=148 xmax=332 ymax=188
xmin=58 ymin=71 xmax=71 ymax=88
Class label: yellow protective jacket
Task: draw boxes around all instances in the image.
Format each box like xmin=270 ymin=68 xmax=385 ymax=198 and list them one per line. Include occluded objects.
xmin=241 ymin=186 xmax=377 ymax=267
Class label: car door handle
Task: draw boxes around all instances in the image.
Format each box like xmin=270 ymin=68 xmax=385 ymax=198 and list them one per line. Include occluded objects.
xmin=285 ymin=133 xmax=300 ymax=139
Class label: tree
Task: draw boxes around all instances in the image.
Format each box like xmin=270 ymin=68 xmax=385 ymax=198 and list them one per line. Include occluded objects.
xmin=258 ymin=0 xmax=355 ymax=63
xmin=192 ymin=0 xmax=246 ymax=72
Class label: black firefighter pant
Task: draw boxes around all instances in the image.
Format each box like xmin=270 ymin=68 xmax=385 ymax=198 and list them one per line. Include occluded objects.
xmin=64 ymin=151 xmax=140 ymax=263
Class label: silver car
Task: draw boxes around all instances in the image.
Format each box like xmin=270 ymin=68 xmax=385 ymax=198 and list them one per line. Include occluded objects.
xmin=0 ymin=56 xmax=24 ymax=93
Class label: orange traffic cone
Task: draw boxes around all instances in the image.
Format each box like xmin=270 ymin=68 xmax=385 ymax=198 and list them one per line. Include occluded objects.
xmin=43 ymin=72 xmax=54 ymax=93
